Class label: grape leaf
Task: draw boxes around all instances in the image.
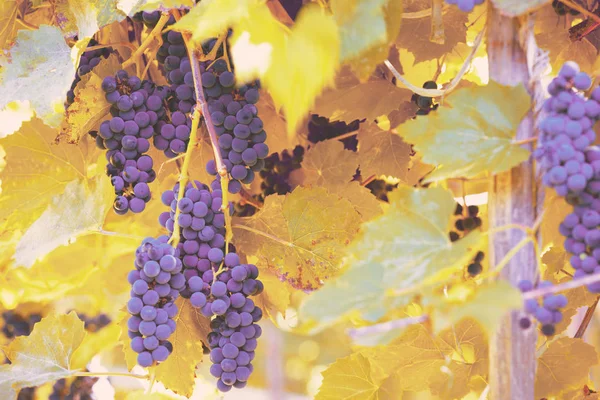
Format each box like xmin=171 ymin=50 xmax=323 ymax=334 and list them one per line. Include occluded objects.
xmin=121 ymin=298 xmax=210 ymax=397
xmin=61 ymin=53 xmax=121 ymax=143
xmin=312 ymin=67 xmax=413 ymax=122
xmin=259 ymin=91 xmax=304 ymax=155
xmin=0 ymin=26 xmax=76 ymax=127
xmin=0 ymin=119 xmax=102 ymax=233
xmin=233 ymin=187 xmax=362 ymax=291
xmin=541 ymin=188 xmax=571 ymax=250
xmin=542 ymin=245 xmax=569 ymax=277
xmin=253 ymin=268 xmax=291 ymax=320
xmin=535 ymin=337 xmax=598 ymax=398
xmin=396 ymin=0 xmax=468 ymax=63
xmin=0 ymin=101 xmax=34 ymax=138
xmin=357 ymin=122 xmax=412 ymax=180
xmin=328 ymin=181 xmax=383 ymax=222
xmin=431 ymin=280 xmax=522 ymax=336
xmin=489 ymin=0 xmax=547 ymax=17
xmin=71 ymin=323 xmax=120 ymax=370
xmin=0 ymin=0 xmax=18 ymax=50
xmin=301 ymin=140 xmax=359 ymax=186
xmin=56 ymin=0 xmax=126 ymax=38
xmin=117 ymin=0 xmax=195 ymax=16
xmin=345 ymin=0 xmax=403 ymax=80
xmin=13 ymin=176 xmax=113 ymax=268
xmin=316 ymin=353 xmax=379 ymax=400
xmin=396 ymin=82 xmax=531 ymax=183
xmin=301 ymin=186 xmax=484 ymax=324
xmin=0 ymin=312 xmax=86 ymax=398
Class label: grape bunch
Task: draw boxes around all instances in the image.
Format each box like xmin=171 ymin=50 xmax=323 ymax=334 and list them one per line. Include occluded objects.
xmin=448 ymin=203 xmax=485 ymax=277
xmin=518 ymin=280 xmax=567 ymax=336
xmin=93 ymin=70 xmax=169 ymax=214
xmin=202 ymin=61 xmax=269 ymax=194
xmin=78 ymin=313 xmax=111 ymax=332
xmin=307 ymin=114 xmax=360 ymax=151
xmin=552 ymin=0 xmax=580 ymax=16
xmin=127 ymin=236 xmax=182 ymax=367
xmin=1 ymin=311 xmax=41 ymax=339
xmin=443 ymin=0 xmax=485 ymax=12
xmin=66 ymin=39 xmax=111 ymax=107
xmin=536 ymin=61 xmax=600 ymax=293
xmin=159 ymin=179 xmax=227 ymax=284
xmin=411 ymin=81 xmax=440 ymax=117
xmin=365 ymin=179 xmax=398 ymax=202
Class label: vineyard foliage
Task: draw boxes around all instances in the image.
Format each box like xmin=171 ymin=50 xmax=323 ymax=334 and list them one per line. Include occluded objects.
xmin=2 ymin=0 xmax=600 ymax=399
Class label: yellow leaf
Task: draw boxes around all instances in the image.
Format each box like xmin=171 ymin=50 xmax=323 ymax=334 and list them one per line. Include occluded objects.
xmin=0 ymin=0 xmax=18 ymax=50
xmin=61 ymin=53 xmax=121 ymax=143
xmin=259 ymin=91 xmax=303 ymax=155
xmin=13 ymin=176 xmax=113 ymax=267
xmin=542 ymin=245 xmax=569 ymax=278
xmin=316 ymin=353 xmax=379 ymax=400
xmin=233 ymin=186 xmax=362 ymax=290
xmin=536 ymin=337 xmax=599 ymax=398
xmin=396 ymin=82 xmax=531 ymax=182
xmin=0 ymin=312 xmax=86 ymax=397
xmin=71 ymin=322 xmax=120 ymax=370
xmin=432 ymin=280 xmax=522 ymax=336
xmin=328 ymin=181 xmax=383 ymax=222
xmin=56 ymin=0 xmax=126 ymax=38
xmin=232 ymin=4 xmax=340 ymax=135
xmin=357 ymin=122 xmax=413 ymax=180
xmin=301 ymin=186 xmax=484 ymax=324
xmin=301 ymin=140 xmax=359 ymax=186
xmin=253 ymin=268 xmax=291 ymax=320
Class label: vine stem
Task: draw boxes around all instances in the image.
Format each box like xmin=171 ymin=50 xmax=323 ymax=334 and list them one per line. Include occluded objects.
xmin=168 ymin=107 xmax=202 ymax=247
xmin=350 ymin=273 xmax=600 ymax=341
xmin=122 ymin=13 xmax=170 ymax=69
xmin=361 ymin=175 xmax=376 ymax=186
xmin=85 ymin=42 xmax=136 ymax=52
xmin=74 ymin=371 xmax=149 ymax=379
xmin=177 ymin=15 xmax=233 ymax=247
xmin=491 ymin=237 xmax=533 ymax=273
xmin=574 ymin=296 xmax=599 ymax=339
xmin=384 ymin=27 xmax=485 ymax=98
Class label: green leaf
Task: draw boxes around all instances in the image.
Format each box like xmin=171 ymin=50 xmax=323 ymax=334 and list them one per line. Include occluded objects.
xmin=0 ymin=25 xmax=76 ymax=127
xmin=301 ymin=186 xmax=484 ymax=324
xmin=13 ymin=176 xmax=113 ymax=268
xmin=356 ymin=122 xmax=413 ymax=180
xmin=232 ymin=186 xmax=362 ymax=291
xmin=396 ymin=81 xmax=531 ymax=183
xmin=0 ymin=312 xmax=86 ymax=399
xmin=432 ymin=280 xmax=523 ymax=335
xmin=316 ymin=353 xmax=379 ymax=400
xmin=535 ymin=337 xmax=599 ymax=398
xmin=331 ymin=0 xmax=388 ymax=62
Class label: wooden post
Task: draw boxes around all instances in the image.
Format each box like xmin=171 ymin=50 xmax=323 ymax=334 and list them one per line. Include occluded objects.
xmin=487 ymin=9 xmax=539 ymax=400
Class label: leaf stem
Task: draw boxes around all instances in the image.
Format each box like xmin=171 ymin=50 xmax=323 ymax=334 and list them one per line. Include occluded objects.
xmin=178 ymin=15 xmax=233 ymax=247
xmin=385 ymin=27 xmax=485 ymax=98
xmin=15 ymin=18 xmax=38 ymax=30
xmin=361 ymin=175 xmax=376 ymax=187
xmin=122 ymin=13 xmax=170 ymax=69
xmin=74 ymin=371 xmax=149 ymax=379
xmin=513 ymin=136 xmax=538 ymax=146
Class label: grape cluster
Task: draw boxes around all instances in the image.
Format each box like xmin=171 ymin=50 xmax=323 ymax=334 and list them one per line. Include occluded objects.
xmin=307 ymin=114 xmax=360 ymax=151
xmin=444 ymin=0 xmax=485 ymax=12
xmin=94 ymin=70 xmax=168 ymax=214
xmin=365 ymin=179 xmax=398 ymax=202
xmin=536 ymin=61 xmax=600 ymax=292
xmin=159 ymin=179 xmax=227 ymax=281
xmin=518 ymin=280 xmax=567 ymax=336
xmin=202 ymin=62 xmax=269 ymax=194
xmin=448 ymin=203 xmax=485 ymax=277
xmin=1 ymin=311 xmax=41 ymax=339
xmin=78 ymin=313 xmax=111 ymax=332
xmin=203 ymin=254 xmax=263 ymax=392
xmin=552 ymin=0 xmax=580 ymax=16
xmin=233 ymin=146 xmax=305 ymax=217
xmin=412 ymin=81 xmax=439 ymax=117
xmin=66 ymin=39 xmax=111 ymax=107
xmin=49 ymin=375 xmax=97 ymax=400
xmin=127 ymin=236 xmax=181 ymax=367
